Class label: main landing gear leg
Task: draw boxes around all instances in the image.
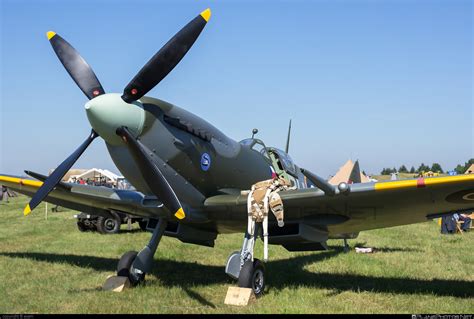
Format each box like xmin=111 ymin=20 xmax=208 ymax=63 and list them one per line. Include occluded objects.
xmin=239 ymin=222 xmax=266 ymax=297
xmin=225 ymin=219 xmax=266 ymax=297
xmin=117 ymin=218 xmax=167 ymax=285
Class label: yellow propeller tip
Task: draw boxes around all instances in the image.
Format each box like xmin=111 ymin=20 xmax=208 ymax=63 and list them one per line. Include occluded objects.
xmin=174 ymin=208 xmax=186 ymax=220
xmin=46 ymin=31 xmax=56 ymax=40
xmin=200 ymin=8 xmax=211 ymax=22
xmin=24 ymin=204 xmax=32 ymax=216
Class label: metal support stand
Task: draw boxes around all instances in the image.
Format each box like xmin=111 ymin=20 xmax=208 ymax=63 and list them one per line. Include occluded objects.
xmin=131 ymin=218 xmax=167 ymax=277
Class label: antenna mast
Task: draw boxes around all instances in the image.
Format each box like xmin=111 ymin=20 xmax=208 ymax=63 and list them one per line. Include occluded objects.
xmin=285 ymin=119 xmax=292 ymax=154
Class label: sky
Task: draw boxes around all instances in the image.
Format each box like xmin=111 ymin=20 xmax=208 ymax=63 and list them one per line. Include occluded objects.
xmin=1 ymin=0 xmax=472 ymax=178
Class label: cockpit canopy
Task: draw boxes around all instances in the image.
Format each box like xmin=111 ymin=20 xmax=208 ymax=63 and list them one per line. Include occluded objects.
xmin=240 ymin=138 xmax=306 ymax=188
xmin=240 ymin=139 xmax=297 ymax=177
xmin=240 ymin=138 xmax=271 ymax=161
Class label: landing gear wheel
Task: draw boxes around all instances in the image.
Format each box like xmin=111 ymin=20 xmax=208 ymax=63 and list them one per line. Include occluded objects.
xmin=97 ymin=215 xmax=120 ymax=234
xmin=237 ymin=259 xmax=265 ymax=297
xmin=77 ymin=221 xmax=88 ymax=232
xmin=117 ymin=251 xmax=145 ymax=286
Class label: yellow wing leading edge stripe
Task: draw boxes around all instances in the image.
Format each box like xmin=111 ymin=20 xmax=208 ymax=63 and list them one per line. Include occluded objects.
xmin=374 ymin=174 xmax=474 ymax=191
xmin=0 ymin=175 xmax=43 ymax=188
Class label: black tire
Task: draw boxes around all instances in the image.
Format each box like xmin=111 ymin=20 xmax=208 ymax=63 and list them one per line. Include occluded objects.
xmin=117 ymin=251 xmax=144 ymax=286
xmin=117 ymin=251 xmax=138 ymax=277
xmin=138 ymin=220 xmax=148 ymax=231
xmin=76 ymin=221 xmax=87 ymax=232
xmin=238 ymin=259 xmax=265 ymax=297
xmin=96 ymin=214 xmax=120 ymax=234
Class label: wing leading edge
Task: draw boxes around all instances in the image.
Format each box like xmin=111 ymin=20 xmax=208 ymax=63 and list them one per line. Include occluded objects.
xmin=0 ymin=174 xmax=169 ymax=219
xmin=204 ymin=174 xmax=474 ymax=236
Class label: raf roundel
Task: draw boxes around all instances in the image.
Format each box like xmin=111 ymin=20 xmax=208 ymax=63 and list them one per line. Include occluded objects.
xmin=200 ymin=153 xmax=211 ymax=171
xmin=446 ymin=189 xmax=474 ymax=203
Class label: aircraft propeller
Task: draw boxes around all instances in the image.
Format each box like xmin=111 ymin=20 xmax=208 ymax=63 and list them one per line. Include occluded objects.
xmin=122 ymin=8 xmax=211 ymax=103
xmin=24 ymin=9 xmax=211 ymax=219
xmin=116 ymin=127 xmax=185 ymax=220
xmin=24 ymin=130 xmax=98 ymax=215
xmin=47 ymin=32 xmax=105 ymax=100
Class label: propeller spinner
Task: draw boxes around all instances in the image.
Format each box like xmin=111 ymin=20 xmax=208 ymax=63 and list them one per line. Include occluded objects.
xmin=24 ymin=8 xmax=212 ymax=219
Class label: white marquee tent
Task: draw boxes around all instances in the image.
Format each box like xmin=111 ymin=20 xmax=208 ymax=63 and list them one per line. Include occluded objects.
xmin=67 ymin=168 xmax=124 ymax=186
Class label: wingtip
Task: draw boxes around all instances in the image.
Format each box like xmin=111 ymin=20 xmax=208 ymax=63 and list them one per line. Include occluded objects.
xmin=46 ymin=31 xmax=56 ymax=40
xmin=174 ymin=207 xmax=186 ymax=220
xmin=200 ymin=8 xmax=211 ymax=22
xmin=24 ymin=204 xmax=32 ymax=216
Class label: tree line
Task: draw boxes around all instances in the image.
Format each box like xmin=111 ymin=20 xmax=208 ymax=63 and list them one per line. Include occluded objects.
xmin=380 ymin=158 xmax=474 ymax=175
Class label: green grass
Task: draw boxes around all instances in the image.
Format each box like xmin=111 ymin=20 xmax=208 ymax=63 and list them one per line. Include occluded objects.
xmin=0 ymin=195 xmax=472 ymax=314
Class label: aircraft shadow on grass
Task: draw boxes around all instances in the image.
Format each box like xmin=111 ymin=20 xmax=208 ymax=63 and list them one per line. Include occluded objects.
xmin=328 ymin=244 xmax=424 ymax=253
xmin=1 ymin=250 xmax=472 ymax=299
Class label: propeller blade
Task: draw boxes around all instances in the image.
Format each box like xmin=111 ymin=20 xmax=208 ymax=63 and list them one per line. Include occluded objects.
xmin=116 ymin=127 xmax=185 ymax=220
xmin=47 ymin=31 xmax=105 ymax=100
xmin=24 ymin=130 xmax=98 ymax=215
xmin=121 ymin=8 xmax=211 ymax=103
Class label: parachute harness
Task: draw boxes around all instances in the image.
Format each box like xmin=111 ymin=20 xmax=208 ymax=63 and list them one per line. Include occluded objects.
xmin=242 ymin=177 xmax=291 ymax=263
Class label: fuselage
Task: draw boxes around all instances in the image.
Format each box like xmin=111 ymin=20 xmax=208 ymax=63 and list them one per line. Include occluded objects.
xmin=99 ymin=96 xmax=294 ymax=211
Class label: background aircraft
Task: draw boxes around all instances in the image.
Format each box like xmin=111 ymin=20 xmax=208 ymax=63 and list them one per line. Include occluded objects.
xmin=1 ymin=8 xmax=474 ymax=297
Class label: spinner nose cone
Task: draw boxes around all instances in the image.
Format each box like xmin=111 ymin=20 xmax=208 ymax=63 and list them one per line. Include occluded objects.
xmin=85 ymin=93 xmax=146 ymax=145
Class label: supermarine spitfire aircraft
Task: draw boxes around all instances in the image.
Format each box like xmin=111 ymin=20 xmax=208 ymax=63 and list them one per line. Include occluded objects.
xmin=2 ymin=8 xmax=474 ymax=297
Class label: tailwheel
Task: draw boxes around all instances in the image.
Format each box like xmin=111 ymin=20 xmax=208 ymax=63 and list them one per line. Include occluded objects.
xmin=117 ymin=251 xmax=145 ymax=286
xmin=237 ymin=259 xmax=265 ymax=297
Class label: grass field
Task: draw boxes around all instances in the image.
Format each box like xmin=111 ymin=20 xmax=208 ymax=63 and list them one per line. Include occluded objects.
xmin=0 ymin=195 xmax=472 ymax=314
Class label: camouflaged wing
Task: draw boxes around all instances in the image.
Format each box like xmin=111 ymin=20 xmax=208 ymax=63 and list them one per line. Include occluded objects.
xmin=0 ymin=174 xmax=169 ymax=218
